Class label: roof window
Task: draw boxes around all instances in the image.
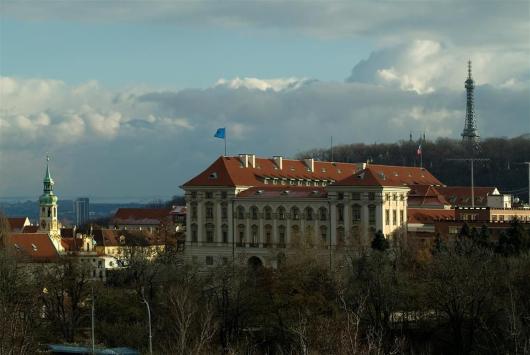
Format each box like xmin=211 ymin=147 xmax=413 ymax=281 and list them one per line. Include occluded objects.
xmin=31 ymin=243 xmax=38 ymax=251
xmin=208 ymin=172 xmax=218 ymax=179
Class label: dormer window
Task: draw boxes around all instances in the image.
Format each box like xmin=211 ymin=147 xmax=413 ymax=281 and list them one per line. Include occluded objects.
xmin=208 ymin=172 xmax=218 ymax=179
xmin=31 ymin=243 xmax=38 ymax=252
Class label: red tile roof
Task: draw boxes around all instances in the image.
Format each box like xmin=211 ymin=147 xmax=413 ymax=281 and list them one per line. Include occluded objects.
xmin=436 ymin=186 xmax=498 ymax=207
xmin=7 ymin=233 xmax=59 ymax=261
xmin=238 ymin=186 xmax=328 ymax=198
xmin=22 ymin=225 xmax=39 ymax=233
xmin=182 ymin=156 xmax=443 ymax=188
xmin=112 ymin=208 xmax=172 ymax=225
xmin=407 ymin=208 xmax=456 ymax=224
xmin=7 ymin=217 xmax=30 ymax=231
xmin=92 ymin=229 xmax=167 ymax=247
xmin=332 ymin=165 xmax=440 ymax=187
xmin=408 ymin=185 xmax=450 ymax=208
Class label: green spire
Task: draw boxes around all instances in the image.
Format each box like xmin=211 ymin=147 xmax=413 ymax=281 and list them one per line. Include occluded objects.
xmin=41 ymin=156 xmax=56 ymax=201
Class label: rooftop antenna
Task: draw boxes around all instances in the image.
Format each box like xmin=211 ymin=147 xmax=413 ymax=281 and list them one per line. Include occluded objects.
xmin=447 ymin=157 xmax=490 ymax=208
xmin=514 ymin=162 xmax=530 ymax=204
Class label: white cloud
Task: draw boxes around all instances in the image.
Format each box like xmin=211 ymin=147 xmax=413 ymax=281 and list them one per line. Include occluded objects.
xmin=348 ymin=40 xmax=530 ymax=93
xmin=214 ymin=77 xmax=310 ymax=92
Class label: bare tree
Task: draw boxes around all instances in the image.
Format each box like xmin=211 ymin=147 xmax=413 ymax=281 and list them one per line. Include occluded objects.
xmin=38 ymin=257 xmax=92 ymax=342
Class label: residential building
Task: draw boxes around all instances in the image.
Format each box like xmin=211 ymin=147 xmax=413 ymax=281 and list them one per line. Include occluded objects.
xmin=74 ymin=197 xmax=90 ymax=226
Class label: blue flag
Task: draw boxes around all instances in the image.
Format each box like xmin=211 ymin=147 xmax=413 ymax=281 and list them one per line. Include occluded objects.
xmin=214 ymin=128 xmax=226 ymax=139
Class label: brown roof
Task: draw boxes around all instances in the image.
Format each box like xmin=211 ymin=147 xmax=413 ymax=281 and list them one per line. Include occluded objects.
xmin=112 ymin=208 xmax=172 ymax=225
xmin=7 ymin=217 xmax=30 ymax=231
xmin=436 ymin=186 xmax=498 ymax=207
xmin=7 ymin=233 xmax=59 ymax=261
xmin=182 ymin=156 xmax=443 ymax=188
xmin=92 ymin=228 xmax=166 ymax=247
xmin=407 ymin=208 xmax=456 ymax=224
xmin=182 ymin=156 xmax=367 ymax=187
xmin=22 ymin=225 xmax=39 ymax=233
xmin=238 ymin=186 xmax=328 ymax=198
xmin=332 ymin=165 xmax=439 ymax=187
xmin=408 ymin=185 xmax=450 ymax=208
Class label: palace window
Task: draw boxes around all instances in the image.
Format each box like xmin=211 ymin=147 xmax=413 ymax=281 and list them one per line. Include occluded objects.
xmin=305 ymin=207 xmax=313 ymax=221
xmin=352 ymin=192 xmax=360 ymax=200
xmin=206 ymin=256 xmax=214 ymax=265
xmin=368 ymin=192 xmax=376 ymax=201
xmin=393 ymin=210 xmax=397 ymax=225
xmin=385 ymin=210 xmax=390 ymax=225
xmin=264 ymin=206 xmax=272 ymax=220
xmin=221 ymin=203 xmax=228 ymax=219
xmin=278 ymin=207 xmax=286 ymax=220
xmin=291 ymin=207 xmax=300 ymax=220
xmin=337 ymin=205 xmax=344 ymax=222
xmin=319 ymin=207 xmax=327 ymax=221
xmin=206 ymin=203 xmax=214 ymax=219
xmin=368 ymin=205 xmax=376 ymax=225
xmin=352 ymin=205 xmax=361 ymax=223
xmin=251 ymin=206 xmax=259 ymax=220
xmin=237 ymin=206 xmax=245 ymax=219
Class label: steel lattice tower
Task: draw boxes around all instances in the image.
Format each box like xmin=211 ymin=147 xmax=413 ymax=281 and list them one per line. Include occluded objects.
xmin=461 ymin=61 xmax=480 ymax=147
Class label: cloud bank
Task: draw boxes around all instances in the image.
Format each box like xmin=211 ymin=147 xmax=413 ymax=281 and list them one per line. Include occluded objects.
xmin=1 ymin=37 xmax=528 ymax=198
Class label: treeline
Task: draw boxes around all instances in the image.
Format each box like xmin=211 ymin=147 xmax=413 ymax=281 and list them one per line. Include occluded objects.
xmin=1 ymin=219 xmax=529 ymax=354
xmin=297 ymin=135 xmax=530 ymax=201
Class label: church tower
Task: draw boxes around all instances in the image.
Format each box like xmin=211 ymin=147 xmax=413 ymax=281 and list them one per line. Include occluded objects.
xmin=39 ymin=156 xmax=63 ymax=251
xmin=461 ymin=60 xmax=480 ymax=149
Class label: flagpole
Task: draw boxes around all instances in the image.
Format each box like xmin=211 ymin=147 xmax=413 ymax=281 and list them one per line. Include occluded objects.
xmin=224 ymin=132 xmax=227 ymax=156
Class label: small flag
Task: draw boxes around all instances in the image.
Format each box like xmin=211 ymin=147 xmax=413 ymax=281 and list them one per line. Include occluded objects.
xmin=417 ymin=144 xmax=422 ymax=156
xmin=214 ymin=128 xmax=226 ymax=139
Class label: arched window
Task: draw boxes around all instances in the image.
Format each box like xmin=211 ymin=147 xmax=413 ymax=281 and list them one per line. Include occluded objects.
xmin=277 ymin=207 xmax=286 ymax=220
xmin=264 ymin=206 xmax=272 ymax=220
xmin=251 ymin=206 xmax=259 ymax=220
xmin=205 ymin=202 xmax=214 ymax=219
xmin=222 ymin=224 xmax=228 ymax=243
xmin=251 ymin=225 xmax=259 ymax=246
xmin=191 ymin=224 xmax=198 ymax=243
xmin=237 ymin=206 xmax=245 ymax=219
xmin=319 ymin=207 xmax=327 ymax=221
xmin=352 ymin=204 xmax=361 ymax=223
xmin=205 ymin=223 xmax=215 ymax=243
xmin=291 ymin=207 xmax=300 ymax=220
xmin=264 ymin=224 xmax=272 ymax=247
xmin=305 ymin=207 xmax=313 ymax=221
xmin=337 ymin=204 xmax=344 ymax=222
xmin=368 ymin=205 xmax=376 ymax=225
xmin=191 ymin=203 xmax=198 ymax=219
xmin=278 ymin=225 xmax=286 ymax=247
xmin=237 ymin=224 xmax=245 ymax=246
xmin=221 ymin=202 xmax=228 ymax=219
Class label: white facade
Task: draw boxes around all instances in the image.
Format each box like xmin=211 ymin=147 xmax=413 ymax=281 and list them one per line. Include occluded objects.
xmin=183 ymin=185 xmax=409 ymax=268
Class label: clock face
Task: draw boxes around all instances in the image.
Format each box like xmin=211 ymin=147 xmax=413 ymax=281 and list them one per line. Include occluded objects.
xmin=40 ymin=220 xmax=46 ymax=229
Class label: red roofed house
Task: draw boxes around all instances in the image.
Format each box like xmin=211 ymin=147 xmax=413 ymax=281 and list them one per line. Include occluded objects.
xmin=180 ymin=154 xmax=445 ymax=267
xmin=111 ymin=208 xmax=173 ymax=233
xmin=7 ymin=217 xmax=31 ymax=233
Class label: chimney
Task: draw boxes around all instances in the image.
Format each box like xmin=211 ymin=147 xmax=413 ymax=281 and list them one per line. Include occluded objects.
xmin=249 ymin=154 xmax=256 ymax=168
xmin=239 ymin=154 xmax=249 ymax=168
xmin=273 ymin=156 xmax=283 ymax=170
xmin=304 ymin=158 xmax=315 ymax=172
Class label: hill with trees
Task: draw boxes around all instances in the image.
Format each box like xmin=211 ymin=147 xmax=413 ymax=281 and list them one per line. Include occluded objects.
xmin=297 ymin=135 xmax=530 ymax=202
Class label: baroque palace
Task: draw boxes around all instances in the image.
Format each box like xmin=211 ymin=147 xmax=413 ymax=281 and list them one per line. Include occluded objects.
xmin=182 ymin=154 xmax=442 ymax=268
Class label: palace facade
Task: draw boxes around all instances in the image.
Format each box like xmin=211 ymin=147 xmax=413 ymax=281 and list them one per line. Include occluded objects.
xmin=181 ymin=154 xmax=442 ymax=267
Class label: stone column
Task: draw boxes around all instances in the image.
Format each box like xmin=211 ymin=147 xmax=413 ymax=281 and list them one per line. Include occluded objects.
xmin=185 ymin=196 xmax=191 ymax=245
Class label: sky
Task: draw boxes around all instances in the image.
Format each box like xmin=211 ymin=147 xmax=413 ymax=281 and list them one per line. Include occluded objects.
xmin=0 ymin=0 xmax=529 ymax=201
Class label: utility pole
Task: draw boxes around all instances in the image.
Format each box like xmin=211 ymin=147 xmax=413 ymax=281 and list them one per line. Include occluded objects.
xmin=141 ymin=288 xmax=153 ymax=355
xmin=91 ymin=285 xmax=95 ymax=355
xmin=447 ymin=158 xmax=489 ymax=208
xmin=515 ymin=162 xmax=530 ymax=204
